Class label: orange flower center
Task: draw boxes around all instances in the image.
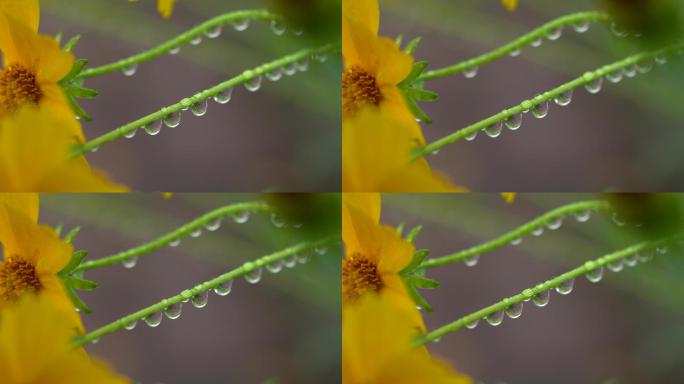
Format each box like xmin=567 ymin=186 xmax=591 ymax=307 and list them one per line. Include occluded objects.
xmin=342 ymin=66 xmax=382 ymax=114
xmin=0 ymin=257 xmax=42 ymax=302
xmin=0 ymin=64 xmax=42 ymax=114
xmin=342 ymin=255 xmax=383 ymax=303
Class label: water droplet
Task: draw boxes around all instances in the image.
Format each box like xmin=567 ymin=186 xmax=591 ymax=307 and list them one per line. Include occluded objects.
xmin=554 ymin=90 xmax=573 ymax=106
xmin=122 ymin=256 xmax=138 ymax=269
xmin=189 ymin=35 xmax=202 ymax=45
xmin=545 ymin=216 xmax=564 ymax=230
xmin=205 ymin=217 xmax=222 ymax=231
xmin=465 ymin=319 xmax=479 ymax=329
xmin=463 ymin=66 xmax=479 ymax=79
xmin=190 ymin=228 xmax=202 ymax=238
xmin=232 ymin=18 xmax=250 ymax=31
xmin=266 ymin=68 xmax=283 ymax=82
xmin=283 ymin=255 xmax=297 ymax=268
xmin=295 ymin=58 xmax=309 ymax=72
xmin=623 ymin=64 xmax=637 ymax=78
xmin=191 ymin=291 xmax=209 ymax=308
xmin=270 ymin=20 xmax=286 ymax=36
xmin=432 ymin=337 xmax=441 ymax=343
xmin=637 ymin=59 xmax=653 ymax=74
xmin=612 ymin=212 xmax=626 ymax=226
xmin=315 ymin=246 xmax=328 ymax=255
xmin=573 ymin=20 xmax=590 ymax=33
xmin=169 ymin=46 xmax=181 ymax=55
xmin=485 ymin=310 xmax=505 ymax=326
xmin=232 ymin=210 xmax=250 ymax=224
xmin=314 ymin=53 xmax=329 ymax=63
xmin=585 ymin=77 xmax=603 ymax=94
xmin=163 ymin=303 xmax=183 ymax=319
xmin=555 ymin=279 xmax=574 ymax=295
xmin=122 ymin=63 xmax=138 ymax=77
xmin=283 ymin=63 xmax=298 ymax=76
xmin=532 ymin=226 xmax=544 ymax=236
xmin=637 ymin=251 xmax=653 ymax=263
xmin=505 ymin=113 xmax=522 ymax=130
xmin=656 ymin=246 xmax=668 ymax=255
xmin=143 ymin=312 xmax=163 ymax=327
xmin=271 ymin=213 xmax=286 ymax=228
xmin=464 ymin=254 xmax=480 ymax=267
xmin=607 ymin=258 xmax=624 ymax=272
xmin=624 ymin=254 xmax=638 ymax=267
xmin=245 ymin=267 xmax=263 ymax=284
xmin=144 ymin=120 xmax=163 ymax=135
xmin=124 ymin=320 xmax=137 ymax=330
xmin=297 ymin=252 xmax=312 ymax=264
xmin=169 ymin=239 xmax=181 ymax=247
xmin=244 ymin=76 xmax=262 ymax=92
xmin=511 ymin=237 xmax=523 ymax=246
xmin=531 ymin=101 xmax=549 ymax=119
xmin=586 ymin=266 xmax=604 ymax=283
xmin=123 ymin=128 xmax=137 ymax=139
xmin=606 ymin=70 xmax=623 ymax=83
xmin=213 ymin=280 xmax=233 ymax=296
xmin=655 ymin=55 xmax=668 ymax=65
xmin=530 ymin=37 xmax=543 ymax=47
xmin=545 ymin=27 xmax=563 ymax=41
xmin=574 ymin=210 xmax=592 ymax=222
xmin=532 ymin=290 xmax=550 ymax=307
xmin=190 ymin=99 xmax=208 ymax=117
xmin=611 ymin=22 xmax=628 ymax=37
xmin=204 ymin=24 xmax=222 ymax=38
xmin=509 ymin=48 xmax=521 ymax=57
xmin=484 ymin=121 xmax=503 ymax=138
xmin=505 ymin=302 xmax=524 ymax=319
xmin=464 ymin=131 xmax=478 ymax=141
xmin=213 ymin=88 xmax=233 ymax=104
xmin=163 ymin=112 xmax=181 ymax=128
xmin=266 ymin=260 xmax=284 ymax=273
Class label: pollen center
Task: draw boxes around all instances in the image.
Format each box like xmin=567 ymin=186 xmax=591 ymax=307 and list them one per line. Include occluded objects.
xmin=342 ymin=255 xmax=383 ymax=303
xmin=0 ymin=64 xmax=42 ymax=113
xmin=342 ymin=66 xmax=382 ymax=114
xmin=0 ymin=257 xmax=42 ymax=302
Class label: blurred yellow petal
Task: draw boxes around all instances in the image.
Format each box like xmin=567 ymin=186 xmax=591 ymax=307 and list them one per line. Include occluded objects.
xmin=157 ymin=0 xmax=175 ymax=19
xmin=501 ymin=192 xmax=516 ymax=203
xmin=0 ymin=0 xmax=39 ymax=34
xmin=343 ymin=193 xmax=381 ymax=223
xmin=0 ymin=193 xmax=38 ymax=222
xmin=343 ymin=0 xmax=379 ymax=34
xmin=502 ymin=0 xmax=518 ymax=11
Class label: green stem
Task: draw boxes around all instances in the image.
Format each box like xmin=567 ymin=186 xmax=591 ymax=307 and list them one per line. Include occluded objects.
xmin=421 ymin=200 xmax=611 ymax=269
xmin=76 ymin=202 xmax=271 ymax=271
xmin=414 ymin=234 xmax=681 ymax=347
xmin=72 ymin=237 xmax=337 ymax=347
xmin=419 ymin=11 xmax=611 ymax=81
xmin=414 ymin=42 xmax=684 ymax=159
xmin=70 ymin=42 xmax=338 ymax=157
xmin=77 ymin=9 xmax=281 ymax=79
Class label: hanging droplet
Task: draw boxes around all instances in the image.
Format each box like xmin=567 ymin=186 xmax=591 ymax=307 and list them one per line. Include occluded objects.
xmin=297 ymin=252 xmax=312 ymax=264
xmin=191 ymin=291 xmax=209 ymax=308
xmin=484 ymin=121 xmax=503 ymax=138
xmin=612 ymin=212 xmax=626 ymax=226
xmin=656 ymin=246 xmax=668 ymax=255
xmin=509 ymin=48 xmax=521 ymax=57
xmin=531 ymin=226 xmax=544 ymax=236
xmin=283 ymin=255 xmax=297 ymax=268
xmin=283 ymin=63 xmax=298 ymax=76
xmin=553 ymin=90 xmax=573 ymax=106
xmin=314 ymin=53 xmax=329 ymax=63
xmin=511 ymin=237 xmax=523 ymax=246
xmin=122 ymin=63 xmax=138 ymax=77
xmin=190 ymin=228 xmax=202 ymax=238
xmin=295 ymin=58 xmax=309 ymax=72
xmin=464 ymin=131 xmax=478 ymax=141
xmin=124 ymin=320 xmax=137 ymax=330
xmin=163 ymin=303 xmax=183 ymax=320
xmin=122 ymin=256 xmax=138 ymax=269
xmin=205 ymin=217 xmax=222 ymax=231
xmin=623 ymin=64 xmax=637 ymax=78
xmin=244 ymin=267 xmax=263 ymax=284
xmin=637 ymin=251 xmax=653 ymax=263
xmin=189 ymin=35 xmax=203 ymax=45
xmin=123 ymin=128 xmax=137 ymax=139
xmin=190 ymin=99 xmax=209 ymax=117
xmin=655 ymin=55 xmax=668 ymax=65
xmin=463 ymin=66 xmax=479 ymax=79
xmin=532 ymin=290 xmax=550 ymax=307
xmin=315 ymin=246 xmax=328 ymax=255
xmin=169 ymin=238 xmax=181 ymax=247
xmin=531 ymin=101 xmax=549 ymax=119
xmin=485 ymin=310 xmax=505 ymax=326
xmin=213 ymin=280 xmax=233 ymax=296
xmin=213 ymin=88 xmax=233 ymax=104
xmin=574 ymin=210 xmax=592 ymax=222
xmin=465 ymin=319 xmax=479 ymax=329
xmin=204 ymin=24 xmax=222 ymax=39
xmin=505 ymin=113 xmax=522 ymax=130
xmin=531 ymin=37 xmax=543 ymax=47
xmin=586 ymin=265 xmax=604 ymax=283
xmin=270 ymin=20 xmax=286 ymax=35
xmin=266 ymin=260 xmax=284 ymax=273
xmin=169 ymin=46 xmax=181 ymax=55
xmin=163 ymin=112 xmax=181 ymax=128
xmin=270 ymin=213 xmax=286 ymax=228
xmin=573 ymin=20 xmax=591 ymax=33
xmin=464 ymin=254 xmax=480 ymax=267
xmin=143 ymin=312 xmax=163 ymax=327
xmin=584 ymin=77 xmax=603 ymax=94
xmin=232 ymin=210 xmax=250 ymax=224
xmin=624 ymin=254 xmax=638 ymax=267
xmin=555 ymin=279 xmax=575 ymax=295
xmin=610 ymin=22 xmax=628 ymax=37
xmin=244 ymin=76 xmax=263 ymax=92
xmin=637 ymin=59 xmax=653 ymax=74
xmin=607 ymin=258 xmax=624 ymax=272
xmin=266 ymin=68 xmax=283 ymax=82
xmin=606 ymin=70 xmax=623 ymax=83
xmin=545 ymin=27 xmax=563 ymax=41
xmin=505 ymin=302 xmax=524 ymax=319
xmin=545 ymin=216 xmax=564 ymax=230
xmin=232 ymin=18 xmax=250 ymax=31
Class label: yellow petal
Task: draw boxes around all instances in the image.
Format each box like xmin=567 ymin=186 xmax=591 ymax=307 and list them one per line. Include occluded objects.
xmin=343 ymin=193 xmax=381 ymax=223
xmin=0 ymin=193 xmax=38 ymax=222
xmin=0 ymin=0 xmax=39 ymax=33
xmin=157 ymin=0 xmax=175 ymax=19
xmin=343 ymin=0 xmax=379 ymax=35
xmin=501 ymin=192 xmax=516 ymax=203
xmin=502 ymin=0 xmax=518 ymax=11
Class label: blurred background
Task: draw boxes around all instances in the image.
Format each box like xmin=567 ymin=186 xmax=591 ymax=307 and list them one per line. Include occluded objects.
xmin=380 ymin=0 xmax=684 ymax=191
xmin=39 ymin=0 xmax=341 ymax=191
xmin=41 ymin=193 xmax=341 ymax=383
xmin=382 ymin=193 xmax=684 ymax=384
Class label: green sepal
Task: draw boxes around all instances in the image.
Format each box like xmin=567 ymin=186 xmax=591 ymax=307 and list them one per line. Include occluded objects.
xmin=66 ymin=95 xmax=93 ymax=122
xmin=396 ymin=222 xmax=406 ymax=237
xmin=406 ymin=283 xmax=432 ymax=312
xmin=54 ymin=32 xmax=63 ymax=45
xmin=63 ymin=226 xmax=81 ymax=244
xmin=67 ymin=277 xmax=98 ymax=291
xmin=405 ymin=225 xmax=423 ymax=244
xmin=63 ymin=35 xmax=81 ymax=53
xmin=65 ymin=286 xmax=92 ymax=314
xmin=398 ymin=61 xmax=429 ymax=88
xmin=59 ymin=59 xmax=88 ymax=85
xmin=66 ymin=85 xmax=98 ymax=99
xmin=54 ymin=224 xmax=64 ymax=237
xmin=398 ymin=61 xmax=437 ymax=124
xmin=395 ymin=34 xmax=404 ymax=47
xmin=408 ymin=275 xmax=440 ymax=289
xmin=59 ymin=250 xmax=88 ymax=277
xmin=59 ymin=58 xmax=96 ymax=121
xmin=403 ymin=36 xmax=421 ymax=55
xmin=404 ymin=95 xmax=432 ymax=124
xmin=400 ymin=248 xmax=429 ymax=276
xmin=407 ymin=88 xmax=439 ymax=101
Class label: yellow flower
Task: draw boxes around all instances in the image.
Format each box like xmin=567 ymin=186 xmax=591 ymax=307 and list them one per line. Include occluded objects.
xmin=342 ymin=192 xmax=425 ymax=328
xmin=0 ymin=293 xmax=130 ymax=384
xmin=343 ymin=294 xmax=472 ymax=384
xmin=343 ymin=108 xmax=461 ymax=192
xmin=157 ymin=0 xmax=175 ymax=19
xmin=501 ymin=192 xmax=516 ymax=203
xmin=0 ymin=6 xmax=80 ymax=135
xmin=0 ymin=106 xmax=127 ymax=191
xmin=0 ymin=193 xmax=82 ymax=328
xmin=502 ymin=0 xmax=518 ymax=11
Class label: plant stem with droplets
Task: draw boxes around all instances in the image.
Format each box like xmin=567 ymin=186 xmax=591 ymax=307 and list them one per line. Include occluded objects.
xmin=72 ymin=237 xmax=338 ymax=348
xmin=76 ymin=9 xmax=281 ymax=79
xmin=413 ymin=42 xmax=684 ymax=159
xmin=414 ymin=234 xmax=681 ymax=347
xmin=70 ymin=42 xmax=338 ymax=157
xmin=421 ymin=200 xmax=611 ymax=269
xmin=418 ymin=11 xmax=611 ymax=81
xmin=76 ymin=201 xmax=271 ymax=271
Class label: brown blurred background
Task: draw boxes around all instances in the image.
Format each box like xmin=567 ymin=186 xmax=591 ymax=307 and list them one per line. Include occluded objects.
xmin=41 ymin=193 xmax=341 ymax=383
xmin=40 ymin=0 xmax=341 ymax=191
xmin=381 ymin=0 xmax=684 ymax=191
xmin=382 ymin=193 xmax=684 ymax=384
